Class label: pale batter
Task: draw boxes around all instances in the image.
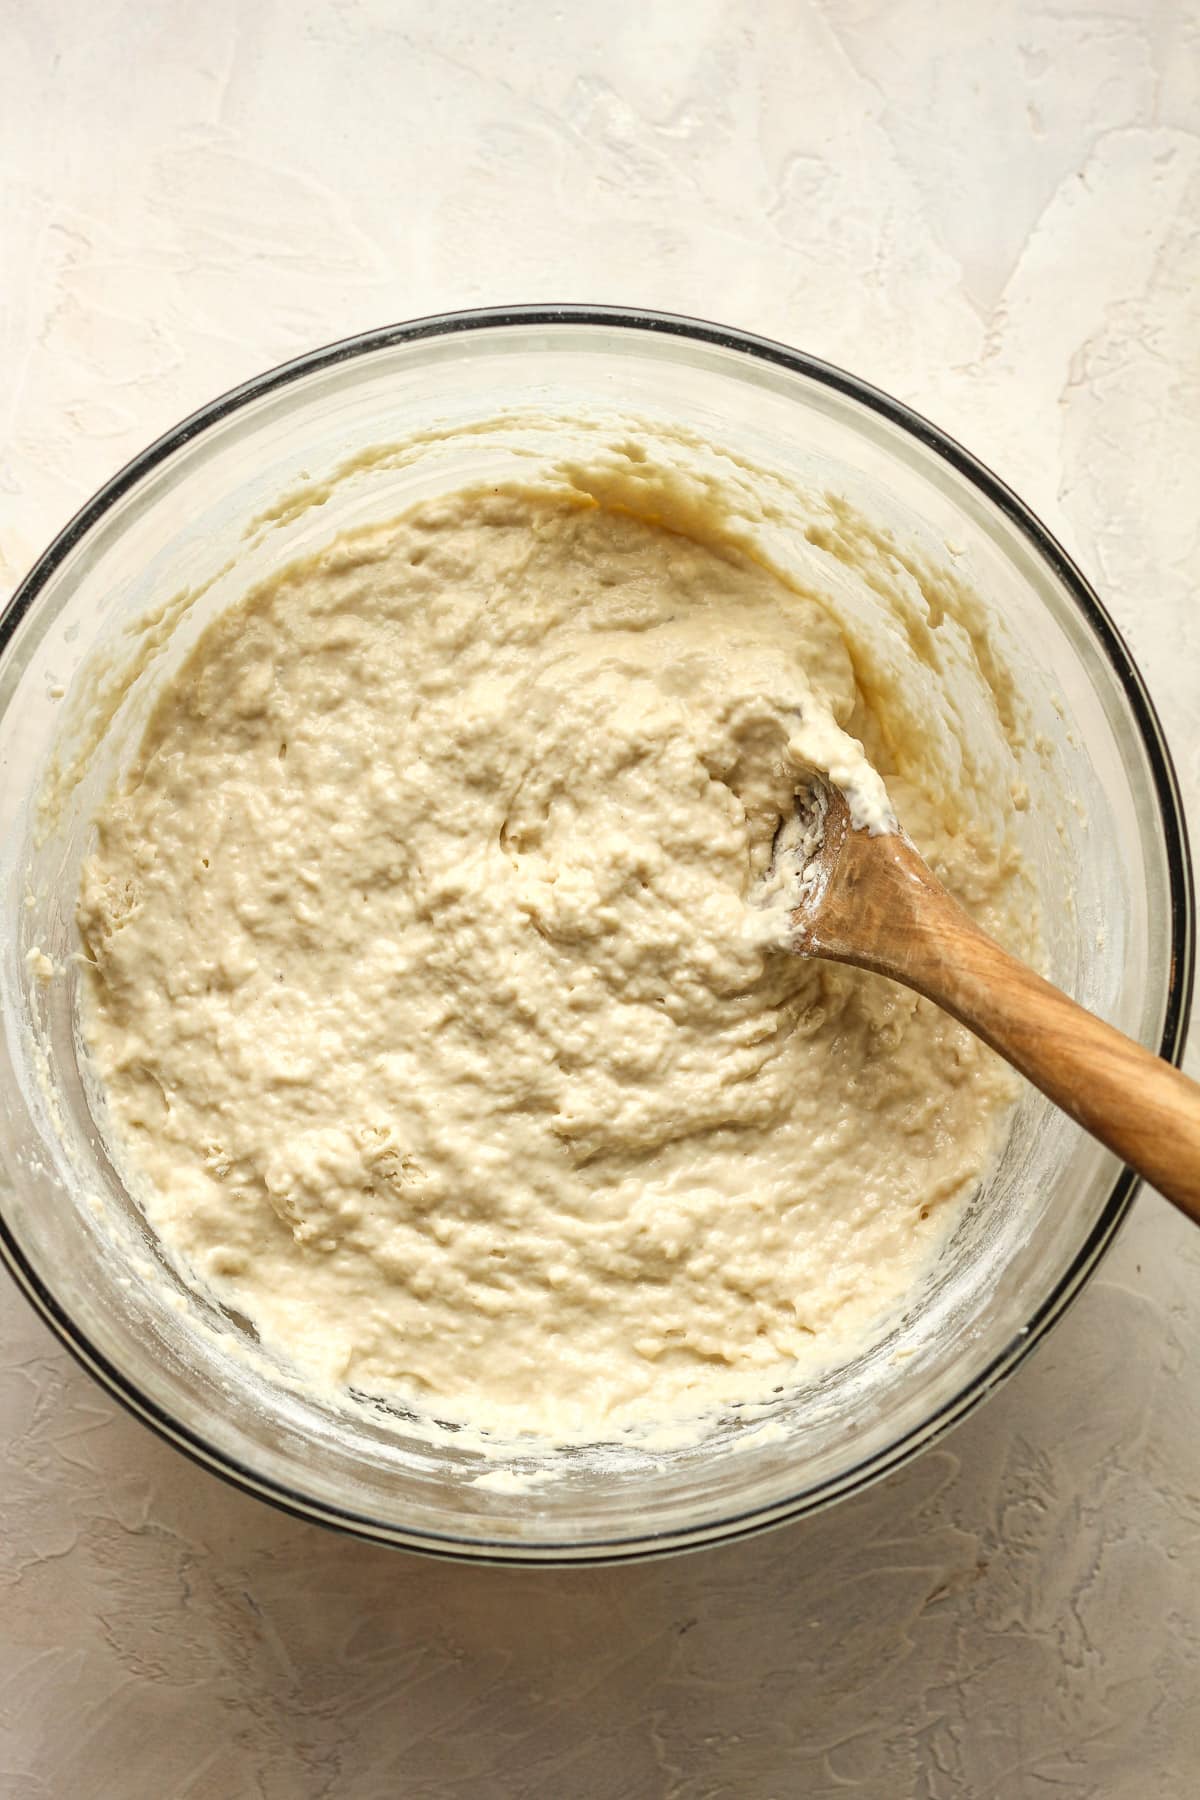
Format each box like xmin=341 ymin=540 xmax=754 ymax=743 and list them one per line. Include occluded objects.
xmin=78 ymin=476 xmax=1026 ymax=1438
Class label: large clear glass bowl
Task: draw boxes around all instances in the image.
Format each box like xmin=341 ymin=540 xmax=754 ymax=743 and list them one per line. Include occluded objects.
xmin=0 ymin=307 xmax=1192 ymax=1562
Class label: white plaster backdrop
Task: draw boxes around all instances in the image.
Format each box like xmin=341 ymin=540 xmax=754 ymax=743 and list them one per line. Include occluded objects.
xmin=2 ymin=2 xmax=1199 ymax=1795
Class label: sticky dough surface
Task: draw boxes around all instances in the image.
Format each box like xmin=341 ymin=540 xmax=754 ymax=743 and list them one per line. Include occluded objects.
xmin=79 ymin=483 xmax=1025 ymax=1437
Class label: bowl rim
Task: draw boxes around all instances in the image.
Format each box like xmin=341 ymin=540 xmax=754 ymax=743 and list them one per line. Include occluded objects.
xmin=1 ymin=302 xmax=1194 ymax=1563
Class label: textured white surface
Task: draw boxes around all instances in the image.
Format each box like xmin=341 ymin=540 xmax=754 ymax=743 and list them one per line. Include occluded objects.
xmin=2 ymin=1 xmax=1198 ymax=1794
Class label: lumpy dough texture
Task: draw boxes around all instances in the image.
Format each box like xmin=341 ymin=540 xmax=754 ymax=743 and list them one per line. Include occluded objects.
xmin=79 ymin=486 xmax=1023 ymax=1437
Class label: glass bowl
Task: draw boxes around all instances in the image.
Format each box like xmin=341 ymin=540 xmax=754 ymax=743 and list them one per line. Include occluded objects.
xmin=0 ymin=307 xmax=1192 ymax=1562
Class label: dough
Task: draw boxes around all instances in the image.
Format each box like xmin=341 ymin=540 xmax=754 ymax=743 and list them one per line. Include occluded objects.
xmin=78 ymin=479 xmax=1025 ymax=1439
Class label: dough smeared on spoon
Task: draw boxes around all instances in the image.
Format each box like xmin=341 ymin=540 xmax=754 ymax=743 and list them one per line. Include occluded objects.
xmin=770 ymin=779 xmax=1200 ymax=1222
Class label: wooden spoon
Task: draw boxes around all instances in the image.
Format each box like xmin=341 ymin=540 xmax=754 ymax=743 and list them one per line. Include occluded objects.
xmin=783 ymin=782 xmax=1200 ymax=1223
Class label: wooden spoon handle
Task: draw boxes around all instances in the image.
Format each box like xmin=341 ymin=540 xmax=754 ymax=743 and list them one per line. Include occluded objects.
xmin=809 ymin=830 xmax=1200 ymax=1223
